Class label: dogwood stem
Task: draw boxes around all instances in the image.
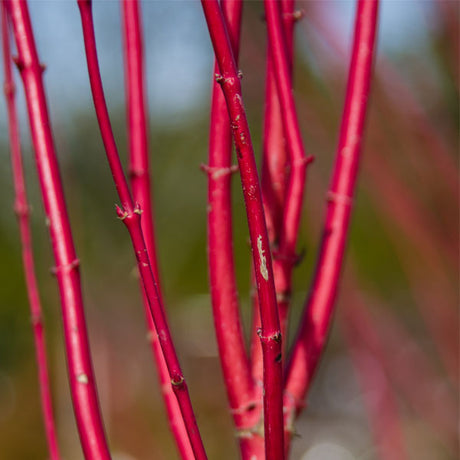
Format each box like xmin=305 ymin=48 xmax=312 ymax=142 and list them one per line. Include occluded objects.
xmin=7 ymin=0 xmax=110 ymax=457
xmin=342 ymin=290 xmax=407 ymax=460
xmin=253 ymin=1 xmax=313 ymax=387
xmin=284 ymin=0 xmax=379 ymax=426
xmin=204 ymin=1 xmax=264 ymax=456
xmin=77 ymin=1 xmax=206 ymax=457
xmin=1 ymin=5 xmax=60 ymax=460
xmin=264 ymin=0 xmax=313 ymax=273
xmin=121 ymin=1 xmax=193 ymax=458
xmin=250 ymin=5 xmax=305 ymax=446
xmin=201 ymin=1 xmax=284 ymax=458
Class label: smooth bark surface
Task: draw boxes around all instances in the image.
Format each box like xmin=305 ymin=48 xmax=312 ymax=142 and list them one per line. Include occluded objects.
xmin=285 ymin=0 xmax=379 ymax=430
xmin=1 ymin=5 xmax=60 ymax=459
xmin=78 ymin=1 xmax=206 ymax=457
xmin=201 ymin=1 xmax=284 ymax=458
xmin=8 ymin=1 xmax=110 ymax=457
xmin=205 ymin=2 xmax=264 ymax=457
xmin=121 ymin=1 xmax=194 ymax=458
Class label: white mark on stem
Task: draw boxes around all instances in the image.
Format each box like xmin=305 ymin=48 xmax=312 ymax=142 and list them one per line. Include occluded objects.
xmin=257 ymin=235 xmax=269 ymax=281
xmin=77 ymin=373 xmax=88 ymax=384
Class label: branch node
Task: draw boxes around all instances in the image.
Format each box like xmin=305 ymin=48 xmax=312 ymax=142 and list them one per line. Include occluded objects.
xmin=133 ymin=203 xmax=143 ymax=215
xmin=229 ymin=399 xmax=260 ymax=415
xmin=13 ymin=202 xmax=29 ymax=217
xmin=12 ymin=55 xmax=24 ymax=72
xmin=50 ymin=258 xmax=80 ymax=276
xmin=171 ymin=376 xmax=185 ymax=387
xmin=327 ymin=191 xmax=353 ymax=206
xmin=284 ymin=9 xmax=305 ymax=22
xmin=30 ymin=312 xmax=43 ymax=327
xmin=292 ymin=154 xmax=314 ymax=169
xmin=273 ymin=247 xmax=304 ymax=266
xmin=276 ymin=291 xmax=291 ymax=304
xmin=146 ymin=331 xmax=156 ymax=343
xmin=129 ymin=167 xmax=147 ymax=179
xmin=115 ymin=204 xmax=128 ymax=220
xmin=257 ymin=329 xmax=282 ymax=343
xmin=3 ymin=81 xmax=15 ymax=97
xmin=200 ymin=163 xmax=238 ymax=180
xmin=235 ymin=417 xmax=264 ymax=438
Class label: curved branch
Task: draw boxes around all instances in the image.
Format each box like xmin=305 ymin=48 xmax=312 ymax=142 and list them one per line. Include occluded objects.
xmin=121 ymin=1 xmax=193 ymax=458
xmin=284 ymin=0 xmax=379 ymax=424
xmin=77 ymin=1 xmax=206 ymax=457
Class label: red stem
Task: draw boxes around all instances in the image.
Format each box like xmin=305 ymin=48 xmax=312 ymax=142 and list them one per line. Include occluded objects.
xmin=201 ymin=1 xmax=284 ymax=458
xmin=308 ymin=2 xmax=458 ymax=204
xmin=284 ymin=0 xmax=379 ymax=422
xmin=260 ymin=0 xmax=296 ymax=244
xmin=1 ymin=6 xmax=60 ymax=460
xmin=121 ymin=2 xmax=193 ymax=458
xmin=264 ymin=0 xmax=313 ymax=268
xmin=364 ymin=152 xmax=458 ymax=384
xmin=7 ymin=0 xmax=110 ymax=457
xmin=77 ymin=1 xmax=206 ymax=458
xmin=256 ymin=0 xmax=314 ymax=379
xmin=342 ymin=287 xmax=457 ymax=452
xmin=251 ymin=0 xmax=296 ymax=385
xmin=304 ymin=2 xmax=458 ymax=385
xmin=263 ymin=1 xmax=315 ymax=450
xmin=342 ymin=302 xmax=407 ymax=460
xmin=205 ymin=0 xmax=262 ymax=453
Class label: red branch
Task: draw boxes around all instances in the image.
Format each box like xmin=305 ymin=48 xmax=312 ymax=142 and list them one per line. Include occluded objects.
xmin=201 ymin=1 xmax=284 ymax=458
xmin=121 ymin=1 xmax=193 ymax=458
xmin=284 ymin=0 xmax=379 ymax=425
xmin=342 ymin=298 xmax=407 ymax=460
xmin=1 ymin=5 xmax=60 ymax=460
xmin=342 ymin=286 xmax=457 ymax=452
xmin=77 ymin=1 xmax=206 ymax=458
xmin=304 ymin=2 xmax=458 ymax=385
xmin=7 ymin=0 xmax=110 ymax=457
xmin=204 ymin=0 xmax=262 ymax=455
xmin=250 ymin=0 xmax=304 ymax=439
xmin=256 ymin=0 xmax=313 ymax=373
xmin=264 ymin=0 xmax=313 ymax=271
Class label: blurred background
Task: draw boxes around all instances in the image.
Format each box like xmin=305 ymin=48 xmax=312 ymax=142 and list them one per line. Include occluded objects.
xmin=0 ymin=1 xmax=457 ymax=459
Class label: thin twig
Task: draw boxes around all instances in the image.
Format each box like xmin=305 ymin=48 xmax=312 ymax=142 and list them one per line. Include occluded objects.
xmin=251 ymin=0 xmax=298 ymax=388
xmin=77 ymin=1 xmax=207 ymax=457
xmin=284 ymin=0 xmax=379 ymax=425
xmin=1 ymin=5 xmax=60 ymax=460
xmin=7 ymin=0 xmax=110 ymax=457
xmin=341 ymin=284 xmax=457 ymax=453
xmin=121 ymin=1 xmax=194 ymax=458
xmin=341 ymin=291 xmax=407 ymax=460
